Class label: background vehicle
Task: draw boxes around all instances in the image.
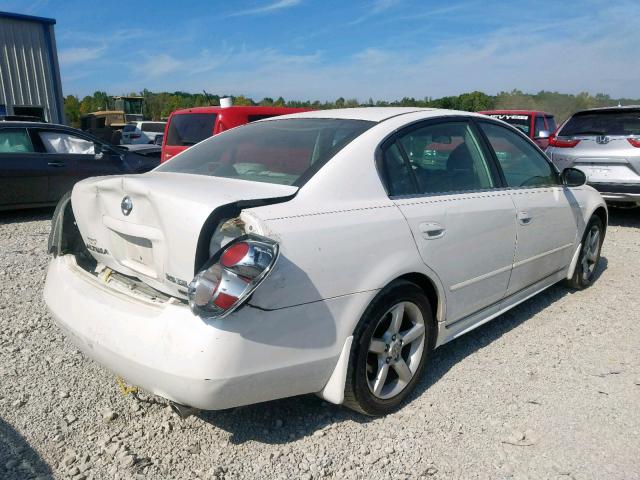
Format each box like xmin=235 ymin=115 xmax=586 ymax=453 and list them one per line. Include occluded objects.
xmin=80 ymin=96 xmax=145 ymax=144
xmin=46 ymin=108 xmax=606 ymax=416
xmin=121 ymin=121 xmax=166 ymax=144
xmin=479 ymin=110 xmax=557 ymax=149
xmin=161 ymin=104 xmax=310 ymax=162
xmin=0 ymin=122 xmax=159 ymax=210
xmin=546 ymin=106 xmax=640 ymax=205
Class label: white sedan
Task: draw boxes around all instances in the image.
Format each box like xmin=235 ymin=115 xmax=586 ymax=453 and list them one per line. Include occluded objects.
xmin=44 ymin=108 xmax=606 ymax=416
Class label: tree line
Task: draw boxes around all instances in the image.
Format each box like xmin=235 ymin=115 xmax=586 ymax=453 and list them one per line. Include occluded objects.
xmin=63 ymin=89 xmax=637 ymax=128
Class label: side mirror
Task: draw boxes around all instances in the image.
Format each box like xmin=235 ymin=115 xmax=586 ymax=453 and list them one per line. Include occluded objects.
xmin=562 ymin=167 xmax=587 ymax=187
xmin=536 ymin=130 xmax=550 ymax=139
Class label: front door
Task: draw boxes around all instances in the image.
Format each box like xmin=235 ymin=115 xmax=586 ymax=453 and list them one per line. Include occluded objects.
xmin=477 ymin=121 xmax=578 ymax=296
xmin=381 ymin=119 xmax=517 ymax=323
xmin=32 ymin=128 xmax=126 ymax=203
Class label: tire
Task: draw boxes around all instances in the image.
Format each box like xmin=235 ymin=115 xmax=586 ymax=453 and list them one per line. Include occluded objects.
xmin=565 ymin=215 xmax=604 ymax=289
xmin=343 ymin=280 xmax=434 ymax=416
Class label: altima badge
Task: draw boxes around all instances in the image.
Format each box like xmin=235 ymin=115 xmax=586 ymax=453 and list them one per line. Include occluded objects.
xmin=121 ymin=196 xmax=133 ymax=216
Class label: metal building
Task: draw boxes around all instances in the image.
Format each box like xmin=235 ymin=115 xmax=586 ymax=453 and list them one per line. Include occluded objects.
xmin=0 ymin=11 xmax=64 ymax=123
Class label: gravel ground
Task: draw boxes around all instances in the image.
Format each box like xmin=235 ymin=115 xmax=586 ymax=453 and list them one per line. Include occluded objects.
xmin=0 ymin=207 xmax=639 ymax=480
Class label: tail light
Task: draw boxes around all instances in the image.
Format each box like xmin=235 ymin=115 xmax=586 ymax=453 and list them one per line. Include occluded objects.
xmin=548 ymin=133 xmax=580 ymax=148
xmin=130 ymin=133 xmax=141 ymax=139
xmin=627 ymin=138 xmax=640 ymax=148
xmin=188 ymin=235 xmax=279 ymax=318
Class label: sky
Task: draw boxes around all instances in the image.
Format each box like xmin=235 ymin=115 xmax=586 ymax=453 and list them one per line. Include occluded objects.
xmin=1 ymin=0 xmax=639 ymax=101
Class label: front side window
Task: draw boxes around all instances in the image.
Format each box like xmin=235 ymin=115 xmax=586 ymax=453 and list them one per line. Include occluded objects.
xmin=384 ymin=121 xmax=496 ymax=195
xmin=166 ymin=113 xmax=216 ymax=146
xmin=479 ymin=122 xmax=558 ymax=188
xmin=38 ymin=131 xmax=96 ymax=155
xmin=0 ymin=129 xmax=34 ymax=153
xmin=158 ymin=118 xmax=374 ymax=186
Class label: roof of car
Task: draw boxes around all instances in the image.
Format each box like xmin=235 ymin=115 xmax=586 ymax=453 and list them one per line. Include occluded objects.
xmin=265 ymin=107 xmax=447 ymax=122
xmin=572 ymin=105 xmax=640 ymax=115
xmin=478 ymin=110 xmax=553 ymax=116
xmin=171 ymin=106 xmax=309 ymax=116
xmin=0 ymin=121 xmax=71 ymax=128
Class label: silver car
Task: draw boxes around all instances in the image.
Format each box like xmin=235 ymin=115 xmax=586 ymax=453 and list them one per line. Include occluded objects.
xmin=546 ymin=106 xmax=640 ymax=205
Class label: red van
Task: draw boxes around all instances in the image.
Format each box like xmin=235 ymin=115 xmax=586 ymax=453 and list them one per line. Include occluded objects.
xmin=478 ymin=110 xmax=557 ymax=149
xmin=161 ymin=104 xmax=310 ymax=162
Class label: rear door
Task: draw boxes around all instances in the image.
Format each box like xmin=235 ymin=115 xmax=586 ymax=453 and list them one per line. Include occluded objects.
xmin=477 ymin=121 xmax=578 ymax=296
xmin=0 ymin=127 xmax=49 ymax=207
xmin=382 ymin=119 xmax=517 ymax=324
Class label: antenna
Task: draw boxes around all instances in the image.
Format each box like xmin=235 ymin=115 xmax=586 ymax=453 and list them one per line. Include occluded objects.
xmin=203 ymin=90 xmax=213 ymax=106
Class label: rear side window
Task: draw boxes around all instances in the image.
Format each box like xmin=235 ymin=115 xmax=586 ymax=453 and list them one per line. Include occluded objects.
xmin=545 ymin=116 xmax=557 ymax=132
xmin=382 ymin=143 xmax=415 ymax=196
xmin=387 ymin=121 xmax=495 ymax=195
xmin=166 ymin=113 xmax=217 ymax=146
xmin=479 ymin=122 xmax=558 ymax=188
xmin=123 ymin=124 xmax=137 ymax=132
xmin=560 ymin=110 xmax=640 ymax=136
xmin=0 ymin=129 xmax=34 ymax=153
xmin=141 ymin=122 xmax=165 ymax=133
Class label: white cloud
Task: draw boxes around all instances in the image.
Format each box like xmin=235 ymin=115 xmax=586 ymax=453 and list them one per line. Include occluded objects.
xmin=58 ymin=47 xmax=105 ymax=66
xmin=228 ymin=0 xmax=302 ymax=17
xmin=371 ymin=0 xmax=401 ymax=14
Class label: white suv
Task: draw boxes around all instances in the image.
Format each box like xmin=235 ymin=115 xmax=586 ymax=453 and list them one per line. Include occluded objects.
xmin=121 ymin=121 xmax=166 ymax=145
xmin=546 ymin=106 xmax=640 ymax=205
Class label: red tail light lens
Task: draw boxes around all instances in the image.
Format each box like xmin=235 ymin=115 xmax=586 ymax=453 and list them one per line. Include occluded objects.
xmin=188 ymin=235 xmax=278 ymax=319
xmin=627 ymin=138 xmax=640 ymax=148
xmin=220 ymin=242 xmax=249 ymax=267
xmin=548 ymin=133 xmax=580 ymax=148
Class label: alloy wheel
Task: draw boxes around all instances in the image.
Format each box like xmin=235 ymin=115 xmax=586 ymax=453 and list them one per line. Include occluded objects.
xmin=581 ymin=225 xmax=601 ymax=282
xmin=366 ymin=301 xmax=426 ymax=399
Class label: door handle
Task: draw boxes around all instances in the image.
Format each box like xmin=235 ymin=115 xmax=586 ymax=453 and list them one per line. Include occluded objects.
xmin=419 ymin=222 xmax=446 ymax=240
xmin=517 ymin=211 xmax=533 ymax=225
xmin=47 ymin=161 xmax=66 ymax=168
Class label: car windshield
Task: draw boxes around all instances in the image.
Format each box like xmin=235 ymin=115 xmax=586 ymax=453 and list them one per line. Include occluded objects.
xmin=560 ymin=110 xmax=640 ymax=136
xmin=166 ymin=113 xmax=217 ymax=146
xmin=157 ymin=118 xmax=374 ymax=186
xmin=141 ymin=122 xmax=165 ymax=133
xmin=486 ymin=114 xmax=531 ymax=134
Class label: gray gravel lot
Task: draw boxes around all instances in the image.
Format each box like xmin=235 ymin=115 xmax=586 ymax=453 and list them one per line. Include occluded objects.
xmin=0 ymin=207 xmax=639 ymax=480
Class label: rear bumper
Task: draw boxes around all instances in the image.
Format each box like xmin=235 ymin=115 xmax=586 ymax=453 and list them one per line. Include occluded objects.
xmin=589 ymin=182 xmax=640 ymax=203
xmin=44 ymin=256 xmax=346 ymax=409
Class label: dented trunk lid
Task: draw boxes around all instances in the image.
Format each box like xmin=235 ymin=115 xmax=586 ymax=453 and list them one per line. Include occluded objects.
xmin=71 ymin=172 xmax=297 ymax=298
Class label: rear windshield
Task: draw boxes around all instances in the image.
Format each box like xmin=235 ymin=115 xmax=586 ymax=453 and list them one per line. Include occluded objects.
xmin=141 ymin=122 xmax=165 ymax=133
xmin=157 ymin=118 xmax=374 ymax=186
xmin=485 ymin=114 xmax=531 ymax=134
xmin=560 ymin=110 xmax=640 ymax=136
xmin=166 ymin=113 xmax=216 ymax=146
xmin=123 ymin=124 xmax=137 ymax=132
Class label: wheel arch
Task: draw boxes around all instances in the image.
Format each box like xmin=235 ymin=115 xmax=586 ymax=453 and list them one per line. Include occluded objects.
xmin=592 ymin=205 xmax=608 ymax=234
